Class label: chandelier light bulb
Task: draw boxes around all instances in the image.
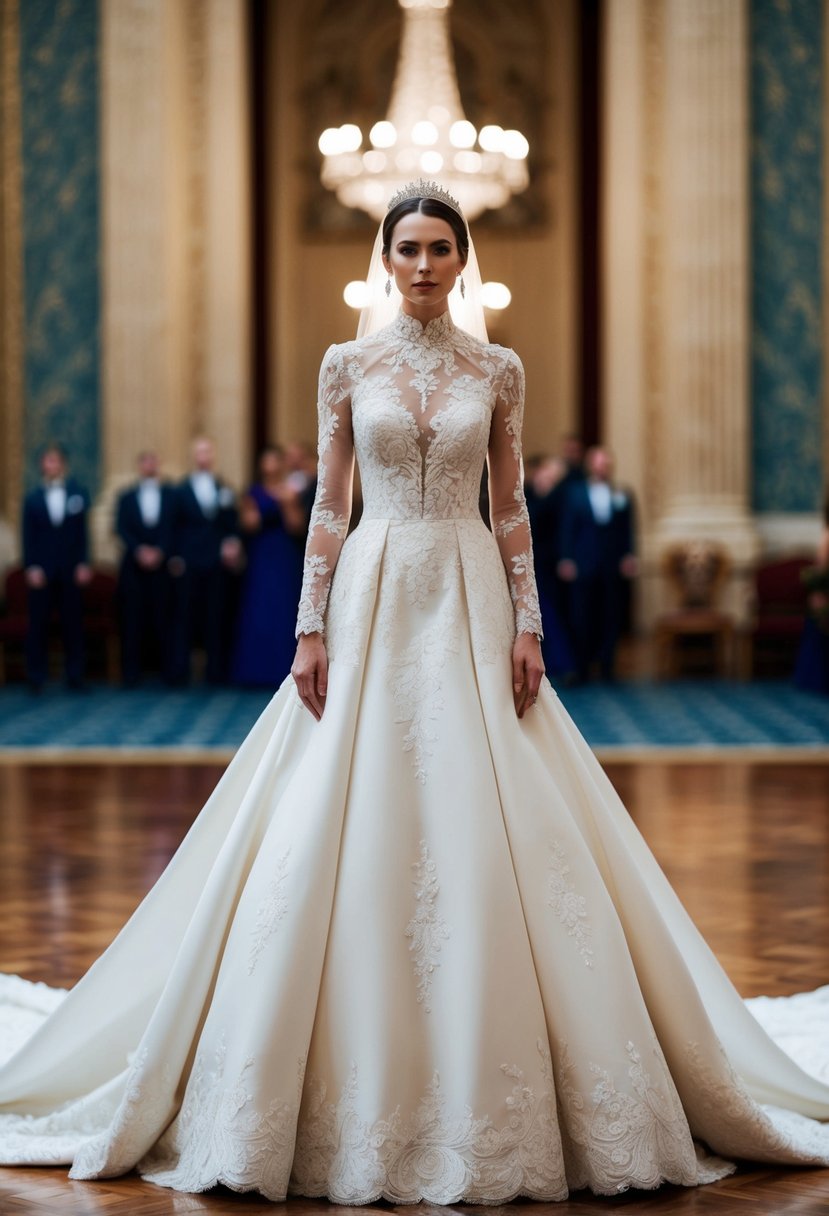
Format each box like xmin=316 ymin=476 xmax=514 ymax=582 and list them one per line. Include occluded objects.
xmin=478 ymin=125 xmax=505 ymax=153
xmin=420 ymin=151 xmax=444 ymax=173
xmin=318 ymin=127 xmax=342 ymax=156
xmin=411 ymin=120 xmax=439 ymax=146
xmin=449 ymin=119 xmax=476 ymax=148
xmin=343 ymin=280 xmax=371 ymax=309
xmin=338 ymin=124 xmax=363 ymax=152
xmin=481 ymin=281 xmax=511 ymax=310
xmin=502 ymin=130 xmax=530 ymax=160
xmin=370 ymin=121 xmax=397 ymax=148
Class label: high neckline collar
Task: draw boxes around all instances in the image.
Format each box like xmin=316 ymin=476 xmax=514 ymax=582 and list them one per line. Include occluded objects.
xmin=393 ymin=309 xmax=455 ymax=345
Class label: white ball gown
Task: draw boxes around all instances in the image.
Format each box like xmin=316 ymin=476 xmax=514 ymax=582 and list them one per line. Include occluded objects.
xmin=1 ymin=310 xmax=828 ymax=1205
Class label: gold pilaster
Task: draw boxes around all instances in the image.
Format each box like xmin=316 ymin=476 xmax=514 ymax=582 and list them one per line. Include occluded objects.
xmin=0 ymin=0 xmax=24 ymax=565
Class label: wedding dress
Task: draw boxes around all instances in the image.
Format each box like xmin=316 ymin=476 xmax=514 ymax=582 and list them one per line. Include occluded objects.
xmin=1 ymin=310 xmax=828 ymax=1206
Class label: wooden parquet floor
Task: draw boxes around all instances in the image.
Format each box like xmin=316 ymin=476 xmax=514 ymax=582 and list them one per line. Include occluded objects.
xmin=0 ymin=761 xmax=828 ymax=1215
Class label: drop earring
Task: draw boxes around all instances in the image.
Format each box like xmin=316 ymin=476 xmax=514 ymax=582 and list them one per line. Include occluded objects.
xmin=385 ymin=275 xmax=392 ymax=298
xmin=459 ymin=274 xmax=466 ymax=299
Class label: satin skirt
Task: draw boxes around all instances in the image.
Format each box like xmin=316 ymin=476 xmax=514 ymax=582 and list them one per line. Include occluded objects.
xmin=1 ymin=518 xmax=827 ymax=1205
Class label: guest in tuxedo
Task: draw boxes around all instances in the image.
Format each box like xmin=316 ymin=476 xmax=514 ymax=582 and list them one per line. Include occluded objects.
xmin=21 ymin=444 xmax=92 ymax=691
xmin=115 ymin=451 xmax=177 ymax=686
xmin=558 ymin=446 xmax=638 ymax=682
xmin=169 ymin=437 xmax=242 ymax=684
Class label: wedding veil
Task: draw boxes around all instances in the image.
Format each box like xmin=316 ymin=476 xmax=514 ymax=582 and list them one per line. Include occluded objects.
xmin=356 ymin=196 xmax=488 ymax=343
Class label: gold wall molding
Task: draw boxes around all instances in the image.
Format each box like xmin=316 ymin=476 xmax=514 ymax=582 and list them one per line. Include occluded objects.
xmin=642 ymin=0 xmax=666 ymax=527
xmin=0 ymin=0 xmax=24 ymax=560
xmin=824 ymin=0 xmax=829 ymax=488
xmin=184 ymin=0 xmax=208 ymax=440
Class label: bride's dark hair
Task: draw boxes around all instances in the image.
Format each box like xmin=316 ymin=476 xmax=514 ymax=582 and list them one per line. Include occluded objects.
xmin=382 ymin=196 xmax=469 ymax=264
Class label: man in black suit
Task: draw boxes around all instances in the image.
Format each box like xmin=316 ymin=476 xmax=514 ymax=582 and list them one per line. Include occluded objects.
xmin=558 ymin=446 xmax=638 ymax=682
xmin=169 ymin=437 xmax=242 ymax=684
xmin=115 ymin=450 xmax=177 ymax=686
xmin=22 ymin=444 xmax=92 ymax=690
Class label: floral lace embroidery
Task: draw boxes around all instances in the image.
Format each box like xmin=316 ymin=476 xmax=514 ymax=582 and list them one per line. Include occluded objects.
xmin=405 ymin=841 xmax=450 ymax=1010
xmin=547 ymin=841 xmax=594 ymax=968
xmin=510 ymin=550 xmax=543 ymax=637
xmin=325 ymin=522 xmax=388 ymax=669
xmin=296 ymin=555 xmax=331 ymax=637
xmin=455 ymin=521 xmax=516 ymax=665
xmin=142 ymin=1032 xmax=306 ymax=1200
xmin=405 ymin=841 xmax=450 ymax=1012
xmin=311 ymin=508 xmax=349 ymax=539
xmin=683 ymin=1041 xmax=829 ymax=1163
xmin=291 ymin=1040 xmax=567 ymax=1205
xmin=70 ymin=1045 xmax=175 ymax=1179
xmin=295 ymin=345 xmax=354 ymax=637
xmin=379 ymin=533 xmax=463 ymax=782
xmin=556 ymin=1038 xmax=699 ymax=1194
xmin=0 ymin=1086 xmax=119 ymax=1167
xmin=248 ymin=850 xmax=291 ymax=975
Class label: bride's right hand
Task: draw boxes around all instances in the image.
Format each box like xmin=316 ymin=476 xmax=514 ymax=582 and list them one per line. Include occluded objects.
xmin=291 ymin=632 xmax=329 ymax=721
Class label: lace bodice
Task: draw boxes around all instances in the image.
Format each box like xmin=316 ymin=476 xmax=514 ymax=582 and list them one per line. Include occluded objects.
xmin=295 ymin=311 xmax=542 ymax=639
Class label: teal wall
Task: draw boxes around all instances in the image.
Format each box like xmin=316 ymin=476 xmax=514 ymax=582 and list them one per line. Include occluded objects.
xmin=750 ymin=0 xmax=824 ymax=513
xmin=19 ymin=0 xmax=100 ymax=495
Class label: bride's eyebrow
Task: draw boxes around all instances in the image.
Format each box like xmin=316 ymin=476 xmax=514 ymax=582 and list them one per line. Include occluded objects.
xmin=396 ymin=239 xmax=453 ymax=248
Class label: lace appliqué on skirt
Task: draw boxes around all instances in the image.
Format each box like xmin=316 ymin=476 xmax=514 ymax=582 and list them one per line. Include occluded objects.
xmin=547 ymin=841 xmax=594 ymax=968
xmin=405 ymin=841 xmax=450 ymax=1013
xmin=556 ymin=1039 xmax=701 ymax=1194
xmin=290 ymin=1041 xmax=567 ymax=1205
xmin=140 ymin=1033 xmax=305 ymax=1200
xmin=248 ymin=850 xmax=291 ymax=976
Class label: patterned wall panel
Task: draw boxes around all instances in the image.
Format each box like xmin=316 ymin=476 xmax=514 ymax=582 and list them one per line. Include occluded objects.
xmin=750 ymin=0 xmax=823 ymax=512
xmin=18 ymin=0 xmax=100 ymax=495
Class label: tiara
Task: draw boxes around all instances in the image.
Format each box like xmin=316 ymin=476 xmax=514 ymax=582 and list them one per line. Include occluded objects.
xmin=387 ymin=178 xmax=463 ymax=217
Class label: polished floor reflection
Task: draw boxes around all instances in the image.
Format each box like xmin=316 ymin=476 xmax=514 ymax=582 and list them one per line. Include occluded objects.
xmin=0 ymin=760 xmax=827 ymax=1214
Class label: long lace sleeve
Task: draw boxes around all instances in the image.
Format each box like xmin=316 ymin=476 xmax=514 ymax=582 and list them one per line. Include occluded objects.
xmin=295 ymin=345 xmax=355 ymax=637
xmin=487 ymin=349 xmax=543 ymax=638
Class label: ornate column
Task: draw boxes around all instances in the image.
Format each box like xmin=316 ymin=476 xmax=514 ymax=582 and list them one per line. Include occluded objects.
xmin=201 ymin=0 xmax=251 ymax=483
xmin=97 ymin=0 xmax=250 ymax=562
xmin=602 ymin=0 xmax=648 ymax=527
xmin=97 ymin=0 xmax=189 ymax=560
xmin=651 ymin=0 xmax=759 ymax=600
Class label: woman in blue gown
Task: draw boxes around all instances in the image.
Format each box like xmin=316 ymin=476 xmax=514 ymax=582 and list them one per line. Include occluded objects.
xmin=231 ymin=446 xmax=306 ymax=686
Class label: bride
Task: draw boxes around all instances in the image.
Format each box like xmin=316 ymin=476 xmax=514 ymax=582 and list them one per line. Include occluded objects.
xmin=0 ymin=180 xmax=828 ymax=1206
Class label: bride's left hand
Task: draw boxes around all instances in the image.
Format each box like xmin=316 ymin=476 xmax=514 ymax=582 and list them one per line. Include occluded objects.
xmin=512 ymin=633 xmax=544 ymax=718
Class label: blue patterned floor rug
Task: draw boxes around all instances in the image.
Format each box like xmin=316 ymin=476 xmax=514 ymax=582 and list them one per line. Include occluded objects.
xmin=0 ymin=679 xmax=827 ymax=760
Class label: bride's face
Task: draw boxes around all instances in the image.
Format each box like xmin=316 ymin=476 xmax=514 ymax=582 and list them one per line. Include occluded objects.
xmin=382 ymin=213 xmax=465 ymax=314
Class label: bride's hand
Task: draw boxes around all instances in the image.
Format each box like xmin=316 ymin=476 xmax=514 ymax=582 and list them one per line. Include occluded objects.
xmin=512 ymin=633 xmax=544 ymax=719
xmin=292 ymin=632 xmax=329 ymax=721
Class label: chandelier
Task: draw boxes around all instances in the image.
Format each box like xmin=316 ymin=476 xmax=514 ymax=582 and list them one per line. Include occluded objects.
xmin=318 ymin=0 xmax=529 ymax=222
